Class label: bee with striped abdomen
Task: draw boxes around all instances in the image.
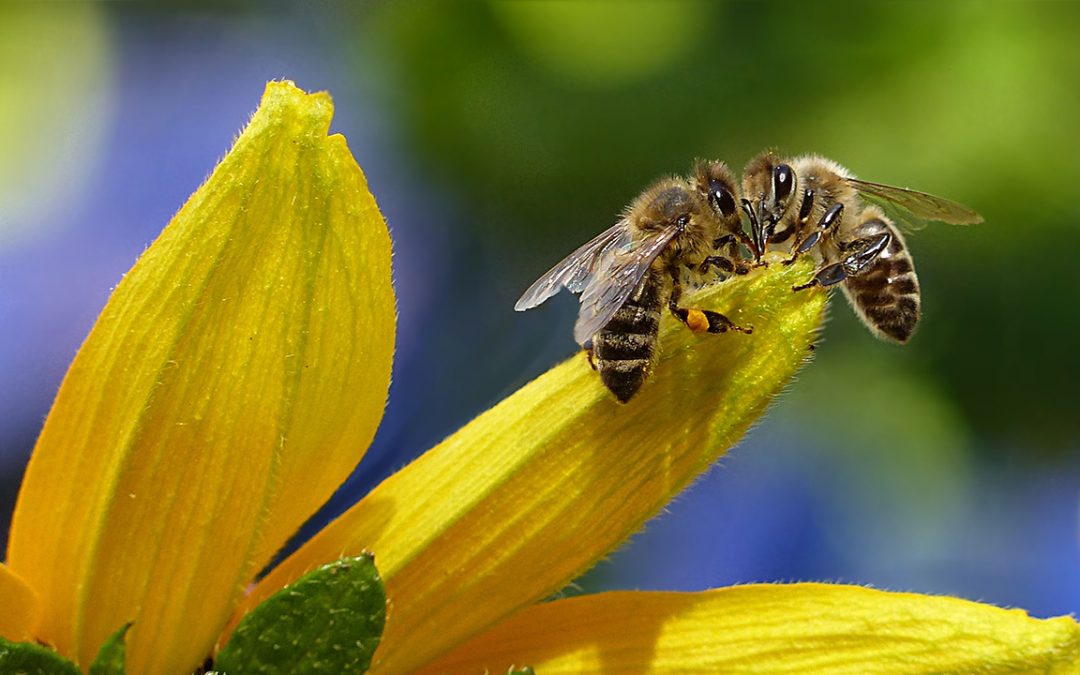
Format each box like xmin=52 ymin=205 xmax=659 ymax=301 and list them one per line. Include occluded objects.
xmin=515 ymin=160 xmax=753 ymax=403
xmin=741 ymin=152 xmax=982 ymax=343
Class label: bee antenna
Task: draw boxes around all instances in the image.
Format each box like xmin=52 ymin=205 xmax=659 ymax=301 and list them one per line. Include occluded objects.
xmin=740 ymin=199 xmax=758 ymax=227
xmin=740 ymin=199 xmax=763 ymax=261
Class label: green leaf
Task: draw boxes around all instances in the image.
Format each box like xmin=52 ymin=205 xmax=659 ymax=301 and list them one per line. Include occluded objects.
xmin=88 ymin=623 xmax=130 ymax=675
xmin=216 ymin=554 xmax=386 ymax=674
xmin=0 ymin=636 xmax=80 ymax=675
xmin=508 ymin=668 xmax=536 ymax=675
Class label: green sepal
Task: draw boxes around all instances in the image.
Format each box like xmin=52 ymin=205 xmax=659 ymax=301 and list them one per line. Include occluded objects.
xmin=508 ymin=668 xmax=536 ymax=674
xmin=0 ymin=636 xmax=81 ymax=675
xmin=215 ymin=554 xmax=386 ymax=674
xmin=88 ymin=623 xmax=131 ymax=675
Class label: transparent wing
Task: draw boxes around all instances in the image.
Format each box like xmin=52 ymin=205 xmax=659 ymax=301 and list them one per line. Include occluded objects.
xmin=572 ymin=225 xmax=681 ymax=345
xmin=846 ymin=177 xmax=984 ymax=229
xmin=514 ymin=221 xmax=633 ymax=312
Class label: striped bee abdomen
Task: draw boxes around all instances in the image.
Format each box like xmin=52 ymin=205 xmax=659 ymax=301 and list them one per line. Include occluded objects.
xmin=593 ymin=273 xmax=664 ymax=403
xmin=842 ymin=219 xmax=921 ymax=343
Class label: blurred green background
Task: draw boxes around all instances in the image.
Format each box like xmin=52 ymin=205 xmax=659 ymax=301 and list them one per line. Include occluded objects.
xmin=2 ymin=1 xmax=1078 ymax=618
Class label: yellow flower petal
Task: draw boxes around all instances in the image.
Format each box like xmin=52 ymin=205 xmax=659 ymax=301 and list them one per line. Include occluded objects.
xmin=0 ymin=563 xmax=41 ymax=642
xmin=423 ymin=584 xmax=1080 ymax=674
xmin=240 ymin=255 xmax=826 ymax=673
xmin=6 ymin=81 xmax=394 ymax=673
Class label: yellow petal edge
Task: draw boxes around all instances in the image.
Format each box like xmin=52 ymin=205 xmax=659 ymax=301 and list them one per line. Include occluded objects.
xmin=0 ymin=563 xmax=41 ymax=642
xmin=7 ymin=80 xmax=394 ymax=673
xmin=239 ymin=254 xmax=826 ymax=673
xmin=424 ymin=583 xmax=1080 ymax=674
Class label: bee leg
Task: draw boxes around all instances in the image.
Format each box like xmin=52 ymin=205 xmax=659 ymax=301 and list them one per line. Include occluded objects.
xmin=796 ymin=188 xmax=816 ymax=230
xmin=713 ymin=232 xmax=758 ymax=262
xmin=667 ymin=276 xmax=706 ymax=332
xmin=668 ymin=274 xmax=752 ymax=334
xmin=840 ymin=232 xmax=892 ymax=276
xmin=712 ymin=233 xmax=738 ymax=249
xmin=782 ymin=230 xmax=822 ymax=266
xmin=699 ymin=255 xmax=736 ymax=277
xmin=793 ymin=262 xmax=847 ymax=291
xmin=583 ymin=339 xmax=597 ymax=371
xmin=768 ymin=224 xmax=795 ymax=245
xmin=699 ymin=309 xmax=753 ymax=334
xmin=781 ymin=187 xmax=815 ymax=258
xmin=670 ymin=304 xmax=750 ymax=334
xmin=766 ymin=224 xmax=797 ymax=265
xmin=784 ymin=202 xmax=843 ymax=265
xmin=793 ymin=231 xmax=891 ymax=291
xmin=710 ymin=234 xmax=754 ymax=274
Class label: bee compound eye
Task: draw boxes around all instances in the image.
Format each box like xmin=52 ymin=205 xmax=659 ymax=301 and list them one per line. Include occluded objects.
xmin=708 ymin=180 xmax=737 ymax=217
xmin=773 ymin=164 xmax=794 ymax=203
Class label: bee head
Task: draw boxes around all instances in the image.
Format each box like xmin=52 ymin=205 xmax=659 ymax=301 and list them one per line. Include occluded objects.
xmin=741 ymin=152 xmax=797 ymax=259
xmin=692 ymin=159 xmax=740 ymax=222
xmin=636 ymin=184 xmax=696 ymax=234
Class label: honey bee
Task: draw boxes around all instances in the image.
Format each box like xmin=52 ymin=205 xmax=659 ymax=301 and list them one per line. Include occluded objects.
xmin=741 ymin=152 xmax=982 ymax=342
xmin=515 ymin=160 xmax=754 ymax=403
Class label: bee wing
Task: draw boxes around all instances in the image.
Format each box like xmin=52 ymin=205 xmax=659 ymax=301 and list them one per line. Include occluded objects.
xmin=846 ymin=177 xmax=984 ymax=229
xmin=572 ymin=225 xmax=681 ymax=345
xmin=514 ymin=221 xmax=634 ymax=312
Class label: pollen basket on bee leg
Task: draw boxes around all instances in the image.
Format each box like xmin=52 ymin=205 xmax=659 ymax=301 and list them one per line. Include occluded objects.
xmin=685 ymin=309 xmax=710 ymax=334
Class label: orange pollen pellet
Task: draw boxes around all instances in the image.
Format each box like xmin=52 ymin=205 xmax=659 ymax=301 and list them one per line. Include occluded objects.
xmin=686 ymin=309 xmax=709 ymax=333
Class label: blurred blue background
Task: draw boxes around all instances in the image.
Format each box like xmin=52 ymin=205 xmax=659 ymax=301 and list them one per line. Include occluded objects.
xmin=2 ymin=1 xmax=1079 ymax=619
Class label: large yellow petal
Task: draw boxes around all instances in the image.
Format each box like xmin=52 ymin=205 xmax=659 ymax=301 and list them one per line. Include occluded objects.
xmin=240 ymin=255 xmax=826 ymax=673
xmin=0 ymin=563 xmax=40 ymax=642
xmin=6 ymin=81 xmax=394 ymax=673
xmin=423 ymin=584 xmax=1080 ymax=674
